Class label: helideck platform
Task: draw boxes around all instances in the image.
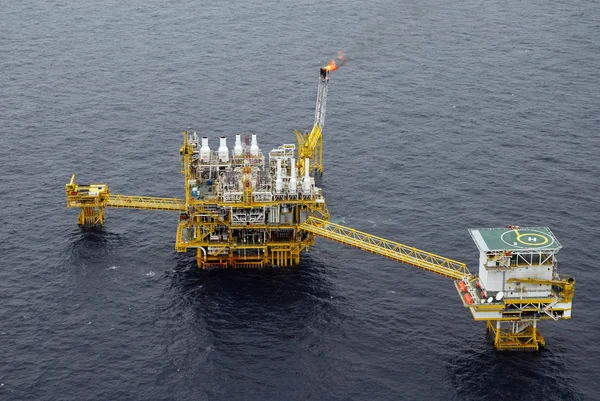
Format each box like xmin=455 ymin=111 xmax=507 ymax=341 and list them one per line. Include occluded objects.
xmin=469 ymin=227 xmax=562 ymax=252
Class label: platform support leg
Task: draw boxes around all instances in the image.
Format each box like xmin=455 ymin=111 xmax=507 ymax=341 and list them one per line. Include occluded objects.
xmin=487 ymin=320 xmax=545 ymax=351
xmin=78 ymin=206 xmax=104 ymax=226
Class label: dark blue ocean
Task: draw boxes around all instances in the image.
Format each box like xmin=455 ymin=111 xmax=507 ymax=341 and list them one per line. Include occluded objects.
xmin=2 ymin=0 xmax=599 ymax=399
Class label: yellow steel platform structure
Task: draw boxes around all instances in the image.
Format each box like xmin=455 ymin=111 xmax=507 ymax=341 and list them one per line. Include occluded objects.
xmin=299 ymin=218 xmax=574 ymax=351
xmin=64 ymin=62 xmax=575 ymax=351
xmin=66 ymin=174 xmax=184 ymax=225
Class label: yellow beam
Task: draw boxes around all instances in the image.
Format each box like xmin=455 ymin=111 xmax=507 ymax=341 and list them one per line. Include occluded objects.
xmin=104 ymin=194 xmax=185 ymax=211
xmin=296 ymin=123 xmax=323 ymax=174
xmin=304 ymin=123 xmax=322 ymax=157
xmin=300 ymin=217 xmax=470 ymax=280
xmin=180 ymin=131 xmax=193 ymax=207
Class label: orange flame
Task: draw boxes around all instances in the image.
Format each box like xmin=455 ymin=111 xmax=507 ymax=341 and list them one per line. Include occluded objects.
xmin=324 ymin=59 xmax=337 ymax=72
xmin=322 ymin=51 xmax=347 ymax=72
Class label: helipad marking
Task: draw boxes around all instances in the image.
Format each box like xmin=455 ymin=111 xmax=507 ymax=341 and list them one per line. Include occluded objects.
xmin=500 ymin=229 xmax=554 ymax=249
xmin=517 ymin=233 xmax=549 ymax=246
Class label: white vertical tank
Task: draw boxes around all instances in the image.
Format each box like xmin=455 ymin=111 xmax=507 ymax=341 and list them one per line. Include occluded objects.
xmin=275 ymin=159 xmax=283 ymax=193
xmin=218 ymin=137 xmax=229 ymax=162
xmin=234 ymin=134 xmax=243 ymax=157
xmin=288 ymin=158 xmax=297 ymax=194
xmin=302 ymin=157 xmax=311 ymax=193
xmin=200 ymin=137 xmax=211 ymax=162
xmin=250 ymin=134 xmax=260 ymax=156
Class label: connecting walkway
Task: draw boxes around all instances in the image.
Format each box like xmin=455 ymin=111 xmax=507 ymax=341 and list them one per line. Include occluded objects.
xmin=105 ymin=194 xmax=185 ymax=211
xmin=299 ymin=217 xmax=471 ymax=280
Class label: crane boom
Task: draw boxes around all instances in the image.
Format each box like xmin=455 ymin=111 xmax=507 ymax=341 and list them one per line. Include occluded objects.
xmin=507 ymin=276 xmax=575 ymax=302
xmin=300 ymin=216 xmax=471 ymax=280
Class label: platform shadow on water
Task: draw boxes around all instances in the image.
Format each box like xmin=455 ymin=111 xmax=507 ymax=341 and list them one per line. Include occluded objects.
xmin=67 ymin=227 xmax=126 ymax=255
xmin=445 ymin=341 xmax=584 ymax=401
xmin=163 ymin=254 xmax=348 ymax=339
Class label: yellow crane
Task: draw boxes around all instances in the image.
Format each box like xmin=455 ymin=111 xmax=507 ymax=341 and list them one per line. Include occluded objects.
xmin=507 ymin=277 xmax=576 ymax=302
xmin=65 ymin=61 xmax=574 ymax=351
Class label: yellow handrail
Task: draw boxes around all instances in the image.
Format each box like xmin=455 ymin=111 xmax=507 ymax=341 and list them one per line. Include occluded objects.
xmin=300 ymin=217 xmax=471 ymax=280
xmin=105 ymin=194 xmax=185 ymax=211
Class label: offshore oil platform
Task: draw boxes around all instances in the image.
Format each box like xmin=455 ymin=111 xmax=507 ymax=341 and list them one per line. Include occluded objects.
xmin=65 ymin=55 xmax=575 ymax=351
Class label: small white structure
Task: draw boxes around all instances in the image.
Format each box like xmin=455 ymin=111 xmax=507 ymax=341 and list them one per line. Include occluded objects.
xmin=218 ymin=137 xmax=229 ymax=162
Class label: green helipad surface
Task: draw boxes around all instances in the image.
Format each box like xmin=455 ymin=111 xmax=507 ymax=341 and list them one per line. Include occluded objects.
xmin=469 ymin=227 xmax=562 ymax=252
